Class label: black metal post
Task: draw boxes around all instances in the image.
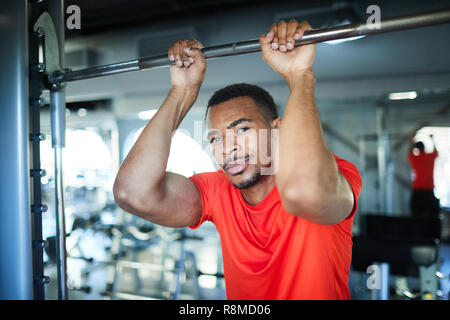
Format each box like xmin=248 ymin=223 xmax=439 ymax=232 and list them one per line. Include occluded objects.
xmin=29 ymin=0 xmax=49 ymax=300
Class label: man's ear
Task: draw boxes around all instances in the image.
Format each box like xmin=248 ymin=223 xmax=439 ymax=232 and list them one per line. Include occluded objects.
xmin=270 ymin=117 xmax=282 ymax=129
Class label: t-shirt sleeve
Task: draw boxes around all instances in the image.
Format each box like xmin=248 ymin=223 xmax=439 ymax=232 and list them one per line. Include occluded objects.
xmin=335 ymin=156 xmax=363 ymax=221
xmin=188 ymin=172 xmax=215 ymax=229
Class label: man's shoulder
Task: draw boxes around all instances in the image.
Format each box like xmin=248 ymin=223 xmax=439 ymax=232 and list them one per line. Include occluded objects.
xmin=189 ymin=169 xmax=228 ymax=190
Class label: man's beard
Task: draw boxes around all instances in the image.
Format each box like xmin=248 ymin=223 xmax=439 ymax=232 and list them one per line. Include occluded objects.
xmin=231 ymin=168 xmax=260 ymax=189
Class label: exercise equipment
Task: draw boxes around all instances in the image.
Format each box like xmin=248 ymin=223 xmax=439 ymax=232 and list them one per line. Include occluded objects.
xmin=56 ymin=8 xmax=450 ymax=83
xmin=101 ymin=224 xmax=215 ymax=300
xmin=44 ymin=208 xmax=223 ymax=300
xmin=352 ymin=214 xmax=444 ymax=300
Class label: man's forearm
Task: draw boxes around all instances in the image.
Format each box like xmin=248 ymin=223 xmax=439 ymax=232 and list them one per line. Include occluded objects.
xmin=276 ymin=71 xmax=339 ymax=212
xmin=114 ymin=87 xmax=198 ymax=203
xmin=259 ymin=20 xmax=353 ymax=224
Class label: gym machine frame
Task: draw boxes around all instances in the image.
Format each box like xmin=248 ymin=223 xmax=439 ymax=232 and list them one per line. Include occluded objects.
xmin=3 ymin=0 xmax=449 ymax=299
xmin=56 ymin=7 xmax=450 ymax=83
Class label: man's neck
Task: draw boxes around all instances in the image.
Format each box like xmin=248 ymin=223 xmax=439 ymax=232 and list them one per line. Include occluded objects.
xmin=240 ymin=174 xmax=276 ymax=206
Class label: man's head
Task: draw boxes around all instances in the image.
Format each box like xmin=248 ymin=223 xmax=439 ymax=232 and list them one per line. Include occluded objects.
xmin=205 ymin=83 xmax=281 ymax=189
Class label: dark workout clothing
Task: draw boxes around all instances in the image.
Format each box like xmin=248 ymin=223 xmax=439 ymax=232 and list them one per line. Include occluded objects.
xmin=188 ymin=154 xmax=362 ymax=300
xmin=410 ymin=189 xmax=440 ymax=216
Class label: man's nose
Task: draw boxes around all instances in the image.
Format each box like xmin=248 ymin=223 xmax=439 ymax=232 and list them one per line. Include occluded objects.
xmin=223 ymin=137 xmax=239 ymax=157
xmin=221 ymin=132 xmax=244 ymax=156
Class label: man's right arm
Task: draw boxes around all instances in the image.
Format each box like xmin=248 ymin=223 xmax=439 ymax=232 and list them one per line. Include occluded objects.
xmin=113 ymin=39 xmax=206 ymax=228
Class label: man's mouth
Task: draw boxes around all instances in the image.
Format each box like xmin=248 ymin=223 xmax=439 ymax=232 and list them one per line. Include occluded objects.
xmin=224 ymin=157 xmax=249 ymax=175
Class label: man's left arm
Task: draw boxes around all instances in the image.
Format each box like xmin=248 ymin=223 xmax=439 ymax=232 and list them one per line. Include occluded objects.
xmin=259 ymin=20 xmax=354 ymax=225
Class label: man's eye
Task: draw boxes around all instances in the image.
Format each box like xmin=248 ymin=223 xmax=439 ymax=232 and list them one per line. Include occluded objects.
xmin=210 ymin=136 xmax=221 ymax=144
xmin=236 ymin=127 xmax=250 ymax=134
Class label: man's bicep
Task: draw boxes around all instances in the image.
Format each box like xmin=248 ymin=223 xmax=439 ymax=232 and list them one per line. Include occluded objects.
xmin=149 ymin=172 xmax=204 ymax=228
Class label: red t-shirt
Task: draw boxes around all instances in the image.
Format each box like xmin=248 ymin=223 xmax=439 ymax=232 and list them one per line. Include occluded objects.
xmin=407 ymin=150 xmax=438 ymax=190
xmin=188 ymin=155 xmax=362 ymax=300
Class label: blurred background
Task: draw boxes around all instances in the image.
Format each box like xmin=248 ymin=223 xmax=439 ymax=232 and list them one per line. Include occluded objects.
xmin=3 ymin=0 xmax=450 ymax=300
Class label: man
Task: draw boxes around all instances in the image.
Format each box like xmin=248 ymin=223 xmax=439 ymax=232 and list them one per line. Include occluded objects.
xmin=408 ymin=133 xmax=440 ymax=217
xmin=113 ymin=20 xmax=362 ymax=299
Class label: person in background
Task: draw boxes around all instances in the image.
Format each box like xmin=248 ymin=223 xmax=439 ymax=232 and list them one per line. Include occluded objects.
xmin=407 ymin=132 xmax=440 ymax=217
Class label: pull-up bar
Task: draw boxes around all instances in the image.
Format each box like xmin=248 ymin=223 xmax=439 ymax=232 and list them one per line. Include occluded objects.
xmin=58 ymin=8 xmax=450 ymax=83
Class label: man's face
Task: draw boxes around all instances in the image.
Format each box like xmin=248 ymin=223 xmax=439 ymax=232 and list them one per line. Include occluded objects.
xmin=206 ymin=96 xmax=277 ymax=189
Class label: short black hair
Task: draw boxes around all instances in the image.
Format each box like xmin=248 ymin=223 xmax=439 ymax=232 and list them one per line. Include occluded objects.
xmin=414 ymin=141 xmax=425 ymax=152
xmin=205 ymin=83 xmax=278 ymax=124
